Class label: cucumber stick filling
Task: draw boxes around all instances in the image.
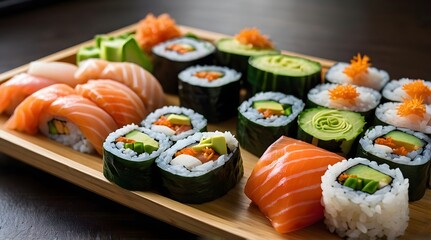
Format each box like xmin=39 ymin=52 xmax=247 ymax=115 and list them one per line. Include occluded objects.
xmin=250 ymin=54 xmax=321 ymax=76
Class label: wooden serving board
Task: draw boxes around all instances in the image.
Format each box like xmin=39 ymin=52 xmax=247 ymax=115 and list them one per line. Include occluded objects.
xmin=0 ymin=25 xmax=430 ymax=240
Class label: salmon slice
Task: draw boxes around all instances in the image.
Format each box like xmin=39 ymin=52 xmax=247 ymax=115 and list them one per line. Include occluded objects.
xmin=38 ymin=95 xmax=118 ymax=155
xmin=4 ymin=84 xmax=75 ymax=134
xmin=75 ymin=79 xmax=148 ymax=127
xmin=0 ymin=73 xmax=57 ymax=115
xmin=74 ymin=59 xmax=165 ymax=112
xmin=244 ymin=136 xmax=345 ymax=233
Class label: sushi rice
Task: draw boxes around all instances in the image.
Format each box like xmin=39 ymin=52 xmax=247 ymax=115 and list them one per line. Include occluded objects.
xmin=321 ymin=157 xmax=409 ymax=239
xmin=152 ymin=37 xmax=215 ymax=62
xmin=141 ymin=106 xmax=207 ymax=142
xmin=382 ymin=78 xmax=431 ymax=103
xmin=307 ymin=83 xmax=381 ymax=112
xmin=178 ymin=65 xmax=241 ymax=87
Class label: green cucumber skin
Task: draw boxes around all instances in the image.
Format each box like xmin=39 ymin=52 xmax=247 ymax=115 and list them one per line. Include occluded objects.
xmin=103 ymin=148 xmax=157 ymax=191
xmin=152 ymin=53 xmax=215 ymax=94
xmin=178 ymin=79 xmax=240 ymax=123
xmin=357 ymin=144 xmax=430 ymax=201
xmin=247 ymin=63 xmax=321 ymax=100
xmin=296 ymin=125 xmax=361 ymax=158
xmin=157 ymin=147 xmax=243 ymax=204
xmin=237 ymin=111 xmax=297 ymax=157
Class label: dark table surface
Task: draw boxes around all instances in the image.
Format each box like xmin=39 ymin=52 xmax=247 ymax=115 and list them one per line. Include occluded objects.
xmin=1 ymin=0 xmax=430 ymax=239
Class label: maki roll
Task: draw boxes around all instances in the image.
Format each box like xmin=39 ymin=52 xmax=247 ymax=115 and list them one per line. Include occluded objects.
xmin=141 ymin=106 xmax=207 ymax=142
xmin=325 ymin=54 xmax=390 ymax=91
xmin=178 ymin=65 xmax=241 ymax=122
xmin=357 ymin=125 xmax=431 ymax=201
xmin=321 ymin=157 xmax=409 ymax=239
xmin=156 ymin=131 xmax=243 ymax=203
xmin=307 ymin=83 xmax=381 ymax=123
xmin=102 ymin=124 xmax=171 ymax=190
xmin=375 ymin=98 xmax=431 ymax=134
xmin=215 ymin=28 xmax=279 ymax=88
xmin=297 ymin=107 xmax=366 ymax=157
xmin=382 ymin=78 xmax=431 ymax=103
xmin=152 ymin=37 xmax=215 ymax=94
xmin=237 ymin=91 xmax=305 ymax=156
xmin=247 ymin=54 xmax=321 ymax=100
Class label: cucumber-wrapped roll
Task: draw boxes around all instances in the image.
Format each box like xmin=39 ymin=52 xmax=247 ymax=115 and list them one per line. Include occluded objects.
xmin=297 ymin=107 xmax=366 ymax=157
xmin=156 ymin=131 xmax=243 ymax=203
xmin=325 ymin=54 xmax=389 ymax=91
xmin=178 ymin=65 xmax=241 ymax=122
xmin=247 ymin=54 xmax=321 ymax=100
xmin=381 ymin=78 xmax=431 ymax=103
xmin=103 ymin=124 xmax=171 ymax=190
xmin=215 ymin=28 xmax=279 ymax=89
xmin=152 ymin=37 xmax=215 ymax=94
xmin=307 ymin=83 xmax=381 ymax=124
xmin=357 ymin=125 xmax=431 ymax=201
xmin=321 ymin=157 xmax=409 ymax=239
xmin=237 ymin=91 xmax=305 ymax=157
xmin=141 ymin=106 xmax=207 ymax=142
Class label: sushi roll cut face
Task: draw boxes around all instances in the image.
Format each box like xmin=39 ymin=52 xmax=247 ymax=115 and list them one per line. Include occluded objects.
xmin=307 ymin=83 xmax=381 ymax=113
xmin=152 ymin=37 xmax=215 ymax=62
xmin=375 ymin=98 xmax=431 ymax=134
xmin=325 ymin=54 xmax=389 ymax=91
xmin=178 ymin=65 xmax=241 ymax=87
xmin=337 ymin=164 xmax=392 ymax=194
xmin=382 ymin=78 xmax=431 ymax=104
xmin=142 ymin=106 xmax=207 ymax=141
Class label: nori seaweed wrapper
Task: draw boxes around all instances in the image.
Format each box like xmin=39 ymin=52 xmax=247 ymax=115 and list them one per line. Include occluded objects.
xmin=178 ymin=79 xmax=240 ymax=123
xmin=356 ymin=126 xmax=431 ymax=201
xmin=158 ymin=147 xmax=243 ymax=204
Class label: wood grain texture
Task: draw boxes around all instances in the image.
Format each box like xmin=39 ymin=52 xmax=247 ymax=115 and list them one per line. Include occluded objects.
xmin=1 ymin=24 xmax=431 ymax=239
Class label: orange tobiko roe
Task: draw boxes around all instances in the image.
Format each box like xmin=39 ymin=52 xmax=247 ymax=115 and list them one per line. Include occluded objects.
xmin=343 ymin=53 xmax=371 ymax=79
xmin=397 ymin=98 xmax=426 ymax=118
xmin=234 ymin=28 xmax=274 ymax=49
xmin=135 ymin=13 xmax=182 ymax=53
xmin=328 ymin=84 xmax=359 ymax=101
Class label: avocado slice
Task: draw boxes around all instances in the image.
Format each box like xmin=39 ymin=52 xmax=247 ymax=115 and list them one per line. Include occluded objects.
xmin=384 ymin=130 xmax=424 ymax=152
xmin=253 ymin=100 xmax=284 ymax=115
xmin=345 ymin=164 xmax=392 ymax=190
xmin=121 ymin=36 xmax=153 ymax=72
xmin=191 ymin=135 xmax=227 ymax=155
xmin=100 ymin=37 xmax=125 ymax=62
xmin=167 ymin=114 xmax=191 ymax=125
xmin=76 ymin=46 xmax=100 ymax=65
xmin=124 ymin=130 xmax=159 ymax=154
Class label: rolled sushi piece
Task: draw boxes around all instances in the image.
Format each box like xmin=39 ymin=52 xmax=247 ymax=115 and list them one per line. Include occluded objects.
xmin=152 ymin=37 xmax=216 ymax=94
xmin=156 ymin=131 xmax=243 ymax=203
xmin=141 ymin=106 xmax=207 ymax=142
xmin=325 ymin=53 xmax=390 ymax=91
xmin=382 ymin=78 xmax=431 ymax=103
xmin=297 ymin=107 xmax=366 ymax=157
xmin=247 ymin=54 xmax=321 ymax=100
xmin=178 ymin=65 xmax=241 ymax=122
xmin=102 ymin=124 xmax=171 ymax=190
xmin=321 ymin=157 xmax=409 ymax=239
xmin=375 ymin=98 xmax=431 ymax=134
xmin=215 ymin=28 xmax=279 ymax=88
xmin=237 ymin=91 xmax=305 ymax=156
xmin=357 ymin=125 xmax=431 ymax=201
xmin=307 ymin=83 xmax=381 ymax=124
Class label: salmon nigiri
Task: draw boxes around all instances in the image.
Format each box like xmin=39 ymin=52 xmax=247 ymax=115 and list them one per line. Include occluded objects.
xmin=28 ymin=61 xmax=82 ymax=87
xmin=38 ymin=95 xmax=118 ymax=155
xmin=74 ymin=59 xmax=165 ymax=111
xmin=244 ymin=136 xmax=345 ymax=233
xmin=75 ymin=79 xmax=148 ymax=127
xmin=4 ymin=83 xmax=75 ymax=134
xmin=0 ymin=73 xmax=57 ymax=115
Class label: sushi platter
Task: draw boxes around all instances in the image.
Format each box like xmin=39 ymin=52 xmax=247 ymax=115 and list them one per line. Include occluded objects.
xmin=1 ymin=23 xmax=431 ymax=240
